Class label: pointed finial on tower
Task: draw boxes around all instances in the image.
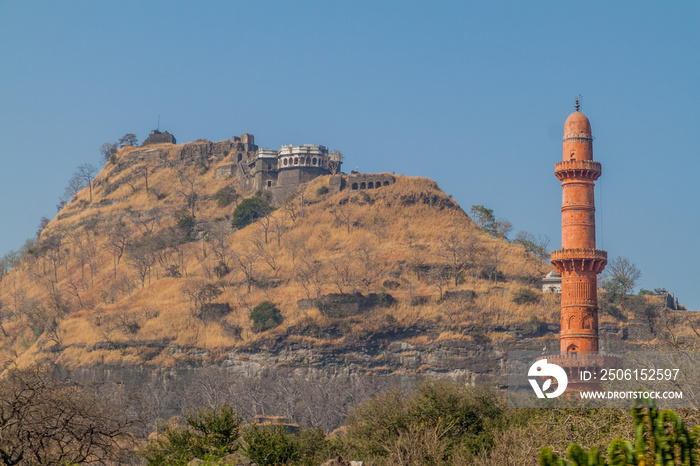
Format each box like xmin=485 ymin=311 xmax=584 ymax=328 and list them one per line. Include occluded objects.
xmin=575 ymin=96 xmax=580 ymax=112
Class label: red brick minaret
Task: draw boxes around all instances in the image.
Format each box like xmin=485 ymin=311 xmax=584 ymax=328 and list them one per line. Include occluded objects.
xmin=551 ymin=98 xmax=607 ymax=354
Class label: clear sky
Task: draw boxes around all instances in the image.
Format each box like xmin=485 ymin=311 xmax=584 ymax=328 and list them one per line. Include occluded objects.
xmin=1 ymin=1 xmax=698 ymax=309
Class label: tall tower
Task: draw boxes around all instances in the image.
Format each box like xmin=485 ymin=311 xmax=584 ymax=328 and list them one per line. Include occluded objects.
xmin=550 ymin=99 xmax=607 ymax=353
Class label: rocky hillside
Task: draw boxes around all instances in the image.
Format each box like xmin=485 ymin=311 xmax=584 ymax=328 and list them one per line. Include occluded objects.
xmin=0 ymin=138 xmax=695 ymax=381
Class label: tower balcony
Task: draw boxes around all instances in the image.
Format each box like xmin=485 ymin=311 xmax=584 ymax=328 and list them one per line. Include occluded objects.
xmin=550 ymin=248 xmax=607 ymax=274
xmin=554 ymin=160 xmax=601 ymax=181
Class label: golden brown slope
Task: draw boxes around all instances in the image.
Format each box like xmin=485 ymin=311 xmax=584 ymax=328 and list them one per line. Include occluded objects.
xmin=0 ymin=140 xmax=554 ymax=369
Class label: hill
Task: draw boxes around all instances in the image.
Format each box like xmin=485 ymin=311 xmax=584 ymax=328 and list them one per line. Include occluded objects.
xmin=0 ymin=137 xmax=696 ymax=380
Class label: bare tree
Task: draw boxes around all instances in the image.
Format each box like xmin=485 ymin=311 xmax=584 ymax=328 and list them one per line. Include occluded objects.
xmin=230 ymin=245 xmax=260 ymax=293
xmin=176 ymin=168 xmax=201 ymax=221
xmin=253 ymin=237 xmax=280 ymax=277
xmin=330 ymin=255 xmax=354 ymax=293
xmin=282 ymin=193 xmax=299 ymax=223
xmin=271 ymin=217 xmax=288 ymax=248
xmin=603 ymin=256 xmax=642 ymax=296
xmin=126 ymin=236 xmax=158 ymax=287
xmin=514 ymin=231 xmax=550 ymax=263
xmin=118 ymin=133 xmax=138 ymax=147
xmin=104 ymin=222 xmax=132 ymax=278
xmin=298 ymin=257 xmax=326 ymax=298
xmin=100 ymin=142 xmax=118 ymax=163
xmin=330 ymin=204 xmax=359 ymax=234
xmin=354 ymin=241 xmax=383 ymax=291
xmin=0 ymin=366 xmax=137 ymax=465
xmin=494 ymin=218 xmax=513 ymax=240
xmin=76 ymin=163 xmax=98 ymax=203
xmin=439 ymin=234 xmax=467 ymax=287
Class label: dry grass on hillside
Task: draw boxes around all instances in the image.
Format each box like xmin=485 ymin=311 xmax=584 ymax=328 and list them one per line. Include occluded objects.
xmin=0 ymin=142 xmax=555 ymax=369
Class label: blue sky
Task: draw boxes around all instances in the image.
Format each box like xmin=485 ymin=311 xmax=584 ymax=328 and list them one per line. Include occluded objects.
xmin=1 ymin=1 xmax=698 ymax=309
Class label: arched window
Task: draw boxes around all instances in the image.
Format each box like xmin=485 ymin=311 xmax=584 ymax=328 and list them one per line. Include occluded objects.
xmin=237 ymin=153 xmax=243 ymax=162
xmin=368 ymin=182 xmax=374 ymax=189
xmin=284 ymin=158 xmax=288 ymax=166
xmin=294 ymin=157 xmax=298 ymax=165
xmin=566 ymin=344 xmax=578 ymax=353
xmin=351 ymin=183 xmax=358 ymax=190
xmin=568 ymin=315 xmax=576 ymax=330
xmin=360 ymin=182 xmax=366 ymax=189
xmin=582 ymin=316 xmax=591 ymax=329
xmin=384 ymin=181 xmax=390 ymax=186
xmin=312 ymin=157 xmax=317 ymax=165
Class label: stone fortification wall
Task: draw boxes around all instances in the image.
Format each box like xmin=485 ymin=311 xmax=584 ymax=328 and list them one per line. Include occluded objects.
xmin=348 ymin=173 xmax=395 ymax=191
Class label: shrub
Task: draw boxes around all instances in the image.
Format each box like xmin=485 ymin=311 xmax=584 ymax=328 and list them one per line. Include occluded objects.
xmin=231 ymin=192 xmax=274 ymax=229
xmin=141 ymin=404 xmax=241 ymax=465
xmin=316 ymin=185 xmax=329 ymax=195
xmin=174 ymin=208 xmax=195 ymax=231
xmin=346 ymin=380 xmax=505 ymax=462
xmin=512 ymin=287 xmax=539 ymax=305
xmin=243 ymin=425 xmax=298 ymax=466
xmin=213 ymin=186 xmax=238 ymax=207
xmin=250 ymin=301 xmax=283 ymax=332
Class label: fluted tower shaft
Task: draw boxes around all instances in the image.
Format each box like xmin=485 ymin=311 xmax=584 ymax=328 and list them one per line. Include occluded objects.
xmin=551 ymin=101 xmax=607 ymax=353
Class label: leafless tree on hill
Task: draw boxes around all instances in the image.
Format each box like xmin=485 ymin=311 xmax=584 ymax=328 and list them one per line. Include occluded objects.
xmin=330 ymin=204 xmax=358 ymax=234
xmin=354 ymin=240 xmax=384 ymax=291
xmin=230 ymin=244 xmax=261 ymax=294
xmin=104 ymin=222 xmax=132 ymax=279
xmin=118 ymin=133 xmax=138 ymax=147
xmin=514 ymin=230 xmax=550 ymax=264
xmin=271 ymin=217 xmax=288 ymax=248
xmin=282 ymin=192 xmax=300 ymax=223
xmin=253 ymin=237 xmax=280 ymax=277
xmin=494 ymin=218 xmax=513 ymax=240
xmin=298 ymin=257 xmax=326 ymax=298
xmin=128 ymin=208 xmax=163 ymax=236
xmin=206 ymin=220 xmax=233 ymax=271
xmin=439 ymin=234 xmax=468 ymax=287
xmin=488 ymin=241 xmax=504 ymax=287
xmin=76 ymin=163 xmax=98 ymax=203
xmin=282 ymin=235 xmax=306 ymax=275
xmin=176 ymin=168 xmax=202 ymax=221
xmin=428 ymin=265 xmax=451 ymax=301
xmin=100 ymin=141 xmax=118 ymax=163
xmin=126 ymin=235 xmax=159 ymax=287
xmin=330 ymin=254 xmax=354 ymax=293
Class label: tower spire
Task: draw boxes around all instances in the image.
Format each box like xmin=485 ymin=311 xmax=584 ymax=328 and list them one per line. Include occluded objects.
xmin=574 ymin=96 xmax=580 ymax=112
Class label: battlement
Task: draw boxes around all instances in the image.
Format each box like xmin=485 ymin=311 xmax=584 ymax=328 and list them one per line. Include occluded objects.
xmin=554 ymin=160 xmax=601 ymax=181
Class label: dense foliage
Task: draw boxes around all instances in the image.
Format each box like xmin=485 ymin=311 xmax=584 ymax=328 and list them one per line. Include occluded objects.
xmin=231 ymin=191 xmax=274 ymax=229
xmin=249 ymin=301 xmax=283 ymax=332
xmin=141 ymin=405 xmax=241 ymax=465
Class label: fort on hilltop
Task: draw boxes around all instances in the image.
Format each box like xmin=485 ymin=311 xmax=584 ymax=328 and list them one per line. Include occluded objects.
xmin=142 ymin=129 xmax=176 ymax=146
xmin=137 ymin=130 xmax=396 ymax=204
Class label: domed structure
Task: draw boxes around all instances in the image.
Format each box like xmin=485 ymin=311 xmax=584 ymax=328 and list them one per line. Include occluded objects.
xmin=562 ymin=98 xmax=593 ymax=161
xmin=564 ymin=111 xmax=591 ymax=137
